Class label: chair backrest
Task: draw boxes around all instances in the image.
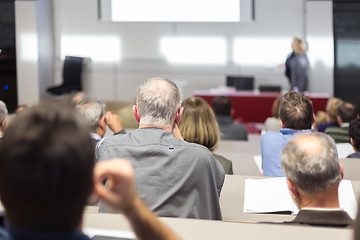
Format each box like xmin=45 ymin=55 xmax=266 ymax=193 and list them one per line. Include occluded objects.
xmin=62 ymin=56 xmax=84 ymax=88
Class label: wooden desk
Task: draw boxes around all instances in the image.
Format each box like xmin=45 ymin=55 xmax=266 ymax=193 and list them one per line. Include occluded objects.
xmin=83 ymin=212 xmax=353 ymax=240
xmin=194 ymin=90 xmax=328 ymax=123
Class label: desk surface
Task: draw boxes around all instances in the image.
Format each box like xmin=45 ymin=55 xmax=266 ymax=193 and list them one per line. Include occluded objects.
xmin=83 ymin=212 xmax=353 ymax=240
xmin=215 ymin=140 xmax=261 ymax=154
xmin=220 ymin=175 xmax=360 ymax=222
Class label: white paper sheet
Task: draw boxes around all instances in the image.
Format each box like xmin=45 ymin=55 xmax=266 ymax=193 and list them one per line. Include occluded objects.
xmin=243 ymin=178 xmax=358 ymax=218
xmin=339 ymin=180 xmax=358 ymax=219
xmin=244 ymin=177 xmax=298 ymax=214
xmin=253 ymin=155 xmax=263 ymax=174
xmin=336 ymin=143 xmax=355 ymax=159
xmin=83 ymin=228 xmax=135 ymax=239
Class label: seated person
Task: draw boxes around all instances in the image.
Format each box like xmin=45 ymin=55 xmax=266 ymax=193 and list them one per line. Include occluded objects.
xmin=76 ymin=98 xmax=124 ymax=144
xmin=179 ymin=97 xmax=233 ymax=174
xmin=212 ymin=96 xmax=248 ymax=141
xmin=261 ymin=90 xmax=314 ymax=177
xmin=326 ymin=102 xmax=358 ymax=143
xmin=97 ymin=77 xmax=225 ymax=220
xmin=317 ymin=97 xmax=343 ymax=132
xmin=281 ymin=132 xmax=353 ymax=227
xmin=0 ymin=103 xmax=180 ymax=240
xmin=347 ymin=118 xmax=360 ymax=158
xmin=314 ymin=110 xmax=327 ymax=131
xmin=264 ymin=96 xmax=282 ymax=133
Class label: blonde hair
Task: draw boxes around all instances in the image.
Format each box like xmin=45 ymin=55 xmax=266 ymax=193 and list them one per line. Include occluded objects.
xmin=179 ymin=97 xmax=220 ymax=152
xmin=292 ymin=37 xmax=307 ymax=55
xmin=314 ymin=111 xmax=327 ymax=131
xmin=326 ymin=97 xmax=343 ymax=122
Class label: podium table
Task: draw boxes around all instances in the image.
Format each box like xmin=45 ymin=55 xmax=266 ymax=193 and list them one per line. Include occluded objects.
xmin=194 ymin=90 xmax=329 ymax=123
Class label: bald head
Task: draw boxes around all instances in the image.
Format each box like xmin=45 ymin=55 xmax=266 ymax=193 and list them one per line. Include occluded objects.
xmin=281 ymin=132 xmax=341 ymax=193
xmin=136 ymin=77 xmax=181 ymax=127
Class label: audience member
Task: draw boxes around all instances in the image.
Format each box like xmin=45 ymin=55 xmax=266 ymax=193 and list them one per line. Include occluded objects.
xmin=347 ymin=118 xmax=360 ymax=158
xmin=0 ymin=101 xmax=8 ymax=138
xmin=212 ymin=96 xmax=248 ymax=141
xmin=325 ymin=102 xmax=358 ymax=143
xmin=76 ymin=98 xmax=124 ymax=144
xmin=317 ymin=97 xmax=343 ymax=132
xmin=179 ymin=97 xmax=233 ymax=174
xmin=264 ymin=96 xmax=282 ymax=133
xmin=97 ymin=77 xmax=225 ymax=220
xmin=314 ymin=110 xmax=327 ymax=131
xmin=281 ymin=132 xmax=353 ymax=227
xmin=0 ymin=103 xmax=180 ymax=240
xmin=261 ymin=90 xmax=314 ymax=177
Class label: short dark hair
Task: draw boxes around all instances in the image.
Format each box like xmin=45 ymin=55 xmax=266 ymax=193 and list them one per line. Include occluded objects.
xmin=0 ymin=103 xmax=95 ymax=231
xmin=212 ymin=96 xmax=232 ymax=116
xmin=279 ymin=90 xmax=313 ymax=130
xmin=338 ymin=102 xmax=358 ymax=123
xmin=349 ymin=118 xmax=360 ymax=151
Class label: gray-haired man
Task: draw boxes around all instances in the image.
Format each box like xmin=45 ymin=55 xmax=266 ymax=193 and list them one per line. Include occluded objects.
xmin=96 ymin=77 xmax=225 ymax=220
xmin=281 ymin=132 xmax=353 ymax=227
xmin=76 ymin=98 xmax=124 ymax=144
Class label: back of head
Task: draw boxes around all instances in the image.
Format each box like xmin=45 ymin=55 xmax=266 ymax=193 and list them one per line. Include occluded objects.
xmin=212 ymin=96 xmax=232 ymax=116
xmin=281 ymin=132 xmax=341 ymax=193
xmin=279 ymin=90 xmax=313 ymax=130
xmin=349 ymin=118 xmax=360 ymax=151
xmin=326 ymin=97 xmax=343 ymax=123
xmin=76 ymin=98 xmax=106 ymax=132
xmin=179 ymin=97 xmax=220 ymax=152
xmin=0 ymin=103 xmax=95 ymax=231
xmin=292 ymin=37 xmax=307 ymax=55
xmin=338 ymin=102 xmax=358 ymax=123
xmin=136 ymin=77 xmax=181 ymax=127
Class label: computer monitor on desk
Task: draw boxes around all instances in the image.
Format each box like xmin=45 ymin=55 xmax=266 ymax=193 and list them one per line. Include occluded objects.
xmin=226 ymin=76 xmax=254 ymax=91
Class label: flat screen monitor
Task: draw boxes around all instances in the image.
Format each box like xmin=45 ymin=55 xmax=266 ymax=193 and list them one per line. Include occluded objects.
xmin=226 ymin=76 xmax=254 ymax=91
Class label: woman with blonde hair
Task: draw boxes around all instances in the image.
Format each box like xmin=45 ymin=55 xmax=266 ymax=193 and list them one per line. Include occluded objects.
xmin=285 ymin=37 xmax=309 ymax=92
xmin=178 ymin=97 xmax=233 ymax=174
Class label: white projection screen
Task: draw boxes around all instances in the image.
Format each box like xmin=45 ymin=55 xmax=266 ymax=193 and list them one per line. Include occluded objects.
xmin=99 ymin=0 xmax=254 ymax=22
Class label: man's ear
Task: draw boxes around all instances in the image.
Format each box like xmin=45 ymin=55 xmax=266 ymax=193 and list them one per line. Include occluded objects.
xmin=132 ymin=105 xmax=140 ymax=123
xmin=280 ymin=119 xmax=285 ymax=128
xmin=0 ymin=118 xmax=6 ymax=131
xmin=287 ymin=179 xmax=300 ymax=202
xmin=337 ymin=116 xmax=343 ymax=125
xmin=99 ymin=116 xmax=106 ymax=130
xmin=351 ymin=137 xmax=355 ymax=149
xmin=174 ymin=107 xmax=184 ymax=125
xmin=339 ymin=162 xmax=344 ymax=179
xmin=312 ymin=113 xmax=316 ymax=124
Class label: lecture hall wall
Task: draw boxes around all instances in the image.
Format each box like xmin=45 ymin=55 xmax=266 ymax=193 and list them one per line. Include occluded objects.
xmin=15 ymin=0 xmax=333 ymax=105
